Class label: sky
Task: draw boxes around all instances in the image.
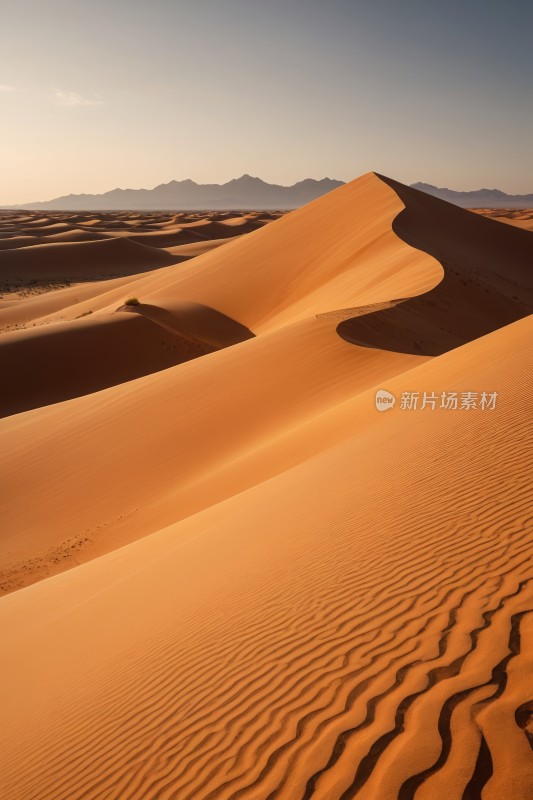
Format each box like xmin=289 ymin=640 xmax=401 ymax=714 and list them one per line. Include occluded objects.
xmin=1 ymin=0 xmax=532 ymax=203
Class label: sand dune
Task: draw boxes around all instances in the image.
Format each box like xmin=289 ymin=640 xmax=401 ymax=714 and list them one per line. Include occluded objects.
xmin=0 ymin=315 xmax=425 ymax=586
xmin=0 ymin=174 xmax=441 ymax=411
xmin=0 ymin=236 xmax=175 ymax=285
xmin=138 ymin=173 xmax=443 ymax=334
xmin=337 ymin=176 xmax=533 ymax=354
xmin=120 ymin=219 xmax=262 ymax=247
xmin=0 ymin=209 xmax=270 ymax=337
xmin=111 ymin=228 xmax=228 ymax=248
xmin=0 ymin=208 xmax=267 ymax=270
xmin=4 ymin=172 xmax=528 ymax=414
xmin=0 ymin=317 xmax=531 ymax=799
xmin=162 ymin=236 xmax=240 ymax=257
xmin=0 ymin=242 xmax=240 ymax=335
xmin=0 ymin=312 xmax=219 ymax=418
xmin=474 ymin=207 xmax=533 ymax=231
xmin=0 ymin=229 xmax=112 ymax=249
xmin=0 ymin=272 xmax=155 ymax=333
xmin=0 ymin=173 xmax=531 ymax=798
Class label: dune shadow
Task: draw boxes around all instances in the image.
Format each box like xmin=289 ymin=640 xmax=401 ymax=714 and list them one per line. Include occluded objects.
xmin=337 ymin=175 xmax=533 ymax=356
xmin=0 ymin=302 xmax=255 ymax=418
xmin=119 ymin=301 xmax=255 ymax=349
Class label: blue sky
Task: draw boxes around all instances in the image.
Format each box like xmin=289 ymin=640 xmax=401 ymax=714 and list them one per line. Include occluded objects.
xmin=1 ymin=0 xmax=531 ymax=202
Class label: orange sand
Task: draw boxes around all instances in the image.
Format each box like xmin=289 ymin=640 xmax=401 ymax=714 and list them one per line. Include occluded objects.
xmin=0 ymin=176 xmax=531 ymax=799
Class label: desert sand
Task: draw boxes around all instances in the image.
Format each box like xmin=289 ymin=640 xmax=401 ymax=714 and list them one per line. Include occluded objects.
xmin=0 ymin=174 xmax=531 ymax=799
xmin=474 ymin=207 xmax=533 ymax=231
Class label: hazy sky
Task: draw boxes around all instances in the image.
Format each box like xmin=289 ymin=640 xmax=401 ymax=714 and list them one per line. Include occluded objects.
xmin=1 ymin=0 xmax=532 ymax=203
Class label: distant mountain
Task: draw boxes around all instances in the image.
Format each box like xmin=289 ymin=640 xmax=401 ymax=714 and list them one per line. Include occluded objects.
xmin=9 ymin=176 xmax=530 ymax=211
xmin=411 ymin=182 xmax=533 ymax=208
xmin=7 ymin=175 xmax=345 ymax=211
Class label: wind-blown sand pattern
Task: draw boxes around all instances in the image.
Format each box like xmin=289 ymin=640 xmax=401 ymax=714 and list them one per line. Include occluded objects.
xmin=0 ymin=174 xmax=531 ymax=799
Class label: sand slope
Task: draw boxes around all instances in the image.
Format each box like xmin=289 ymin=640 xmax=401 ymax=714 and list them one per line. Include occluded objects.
xmin=0 ymin=236 xmax=176 ymax=282
xmin=0 ymin=317 xmax=531 ymax=799
xmin=0 ymin=312 xmax=219 ymax=418
xmin=0 ymin=239 xmax=236 ymax=335
xmin=0 ymin=314 xmax=425 ymax=587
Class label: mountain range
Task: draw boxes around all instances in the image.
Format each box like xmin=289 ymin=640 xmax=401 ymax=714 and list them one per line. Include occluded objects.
xmin=4 ymin=176 xmax=532 ymax=210
xmin=411 ymin=182 xmax=533 ymax=208
xmin=7 ymin=175 xmax=345 ymax=211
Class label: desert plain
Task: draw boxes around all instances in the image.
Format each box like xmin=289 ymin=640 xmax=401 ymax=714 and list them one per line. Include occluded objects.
xmin=0 ymin=174 xmax=532 ymax=799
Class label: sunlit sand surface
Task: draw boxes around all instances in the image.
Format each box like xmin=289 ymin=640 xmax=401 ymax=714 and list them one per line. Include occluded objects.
xmin=0 ymin=175 xmax=531 ymax=799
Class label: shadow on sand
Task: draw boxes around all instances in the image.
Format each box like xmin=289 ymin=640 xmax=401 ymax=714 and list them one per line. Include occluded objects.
xmin=337 ymin=175 xmax=533 ymax=356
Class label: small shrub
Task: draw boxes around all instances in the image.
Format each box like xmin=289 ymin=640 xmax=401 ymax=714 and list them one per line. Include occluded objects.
xmin=124 ymin=297 xmax=141 ymax=306
xmin=77 ymin=310 xmax=93 ymax=318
